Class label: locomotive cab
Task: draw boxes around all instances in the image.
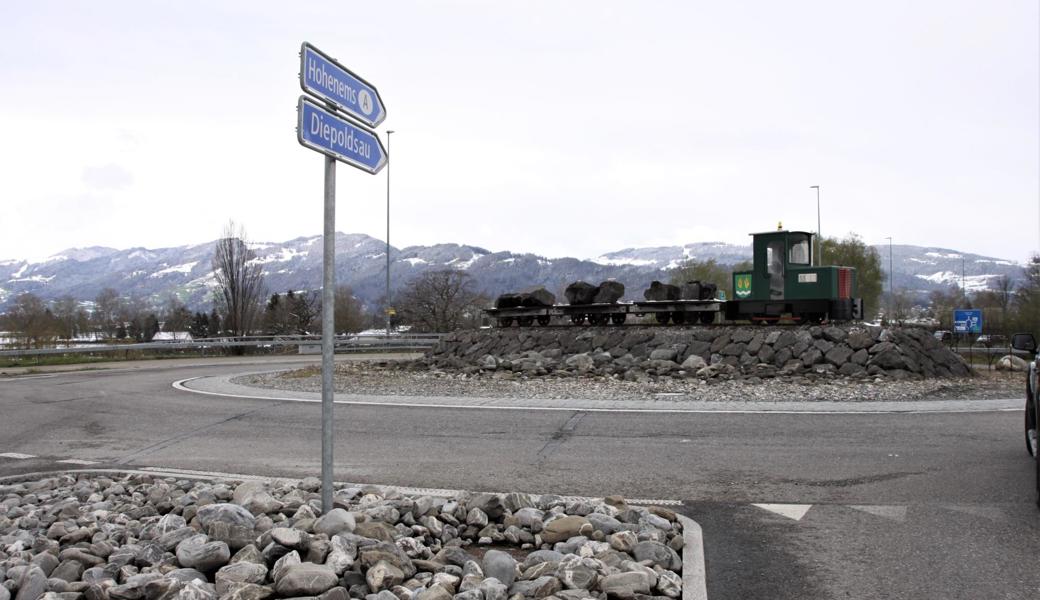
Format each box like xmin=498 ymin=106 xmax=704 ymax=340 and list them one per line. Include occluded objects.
xmin=727 ymin=229 xmax=863 ymax=323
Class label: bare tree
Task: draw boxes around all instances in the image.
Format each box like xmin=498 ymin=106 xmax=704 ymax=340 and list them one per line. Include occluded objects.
xmin=397 ymin=270 xmax=487 ymax=332
xmin=93 ymin=287 xmax=123 ymax=339
xmin=2 ymin=293 xmax=59 ymax=349
xmin=213 ymin=221 xmax=265 ymax=337
xmin=52 ymin=295 xmax=79 ymax=345
xmin=334 ymin=285 xmax=366 ymax=334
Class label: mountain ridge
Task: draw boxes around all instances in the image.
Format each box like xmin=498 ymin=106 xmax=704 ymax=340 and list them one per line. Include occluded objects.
xmin=0 ymin=234 xmax=1024 ymax=311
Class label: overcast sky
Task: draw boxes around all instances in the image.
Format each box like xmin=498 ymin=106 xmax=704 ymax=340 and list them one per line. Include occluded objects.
xmin=1 ymin=1 xmax=1037 ymax=263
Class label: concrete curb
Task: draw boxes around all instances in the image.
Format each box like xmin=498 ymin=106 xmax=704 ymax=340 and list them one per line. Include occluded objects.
xmin=175 ymin=373 xmax=1021 ymax=414
xmin=678 ymin=515 xmax=709 ymax=600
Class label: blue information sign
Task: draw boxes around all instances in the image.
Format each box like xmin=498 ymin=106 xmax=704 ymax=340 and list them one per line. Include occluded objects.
xmin=300 ymin=42 xmax=386 ymax=128
xmin=953 ymin=309 xmax=982 ymax=334
xmin=297 ymin=97 xmax=387 ymax=174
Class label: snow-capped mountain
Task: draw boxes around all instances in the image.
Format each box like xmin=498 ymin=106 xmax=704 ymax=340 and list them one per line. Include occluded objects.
xmin=0 ymin=235 xmax=1025 ymax=311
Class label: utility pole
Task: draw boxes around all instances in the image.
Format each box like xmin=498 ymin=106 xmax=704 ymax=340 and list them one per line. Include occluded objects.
xmin=885 ymin=237 xmax=893 ymax=317
xmin=810 ymin=185 xmax=821 ymax=264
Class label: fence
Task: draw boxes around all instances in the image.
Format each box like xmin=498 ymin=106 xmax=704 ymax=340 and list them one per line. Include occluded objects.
xmin=0 ymin=333 xmax=443 ymax=358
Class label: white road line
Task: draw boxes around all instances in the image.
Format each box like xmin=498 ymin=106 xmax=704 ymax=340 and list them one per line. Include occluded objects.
xmin=56 ymin=459 xmax=100 ymax=465
xmin=848 ymin=504 xmax=908 ymax=522
xmin=752 ymin=503 xmax=814 ymax=521
xmin=172 ymin=377 xmax=1020 ymax=415
xmin=0 ymin=452 xmax=36 ymax=459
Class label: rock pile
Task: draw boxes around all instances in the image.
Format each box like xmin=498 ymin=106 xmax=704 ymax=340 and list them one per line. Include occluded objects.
xmin=564 ymin=283 xmax=625 ymax=306
xmin=426 ymin=324 xmax=972 ymax=381
xmin=494 ymin=288 xmax=556 ymax=309
xmin=0 ymin=474 xmax=683 ymax=600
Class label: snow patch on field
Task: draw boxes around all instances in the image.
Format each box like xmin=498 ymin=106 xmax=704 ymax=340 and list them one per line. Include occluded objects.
xmin=7 ymin=275 xmax=55 ymax=283
xmin=150 ymin=261 xmax=199 ymax=278
xmin=249 ymin=248 xmax=308 ymax=264
xmin=916 ymin=271 xmax=994 ymax=291
xmin=403 ymin=257 xmax=428 ymax=266
xmin=593 ymin=256 xmax=658 ymax=267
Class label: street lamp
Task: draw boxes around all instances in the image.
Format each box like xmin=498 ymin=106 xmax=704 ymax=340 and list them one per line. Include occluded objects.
xmin=385 ymin=130 xmax=395 ymax=338
xmin=885 ymin=236 xmax=893 ymax=317
xmin=809 ymin=185 xmax=821 ymax=264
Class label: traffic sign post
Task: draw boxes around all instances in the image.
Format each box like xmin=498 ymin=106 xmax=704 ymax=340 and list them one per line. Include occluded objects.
xmin=296 ymin=42 xmax=388 ymax=514
xmin=298 ymin=97 xmax=388 ymax=175
xmin=300 ymin=42 xmax=386 ymax=128
xmin=953 ymin=309 xmax=982 ymax=334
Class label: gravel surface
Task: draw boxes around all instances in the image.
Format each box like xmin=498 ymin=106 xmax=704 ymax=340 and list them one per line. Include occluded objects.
xmin=0 ymin=473 xmax=683 ymax=600
xmin=235 ymin=361 xmax=1022 ymax=403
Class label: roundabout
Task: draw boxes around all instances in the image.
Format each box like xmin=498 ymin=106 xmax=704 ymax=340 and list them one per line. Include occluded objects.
xmin=1 ymin=355 xmax=1038 ymax=599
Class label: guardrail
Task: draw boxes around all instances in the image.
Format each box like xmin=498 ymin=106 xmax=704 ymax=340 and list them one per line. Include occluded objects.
xmin=0 ymin=333 xmax=443 ymax=358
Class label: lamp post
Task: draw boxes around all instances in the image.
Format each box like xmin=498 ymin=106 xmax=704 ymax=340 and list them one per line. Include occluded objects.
xmin=385 ymin=129 xmax=395 ymax=339
xmin=810 ymin=185 xmax=821 ymax=264
xmin=885 ymin=236 xmax=893 ymax=318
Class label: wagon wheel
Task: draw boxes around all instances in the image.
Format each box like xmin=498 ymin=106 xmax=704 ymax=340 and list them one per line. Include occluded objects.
xmin=517 ymin=316 xmax=535 ymax=327
xmin=497 ymin=317 xmax=513 ymax=328
xmin=570 ymin=314 xmax=587 ymax=325
xmin=699 ymin=312 xmax=715 ymax=325
xmin=671 ymin=312 xmax=687 ymax=325
xmin=588 ymin=314 xmax=604 ymax=326
xmin=655 ymin=312 xmax=671 ymax=325
xmin=611 ymin=313 xmax=627 ymax=325
xmin=537 ymin=315 xmax=551 ymax=326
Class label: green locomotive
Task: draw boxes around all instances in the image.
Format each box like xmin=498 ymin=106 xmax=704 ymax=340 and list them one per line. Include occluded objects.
xmin=726 ymin=228 xmax=863 ymax=323
xmin=484 ymin=227 xmax=863 ymax=326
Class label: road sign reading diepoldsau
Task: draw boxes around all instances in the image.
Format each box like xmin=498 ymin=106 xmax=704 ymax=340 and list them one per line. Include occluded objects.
xmin=953 ymin=309 xmax=982 ymax=334
xmin=300 ymin=42 xmax=386 ymax=128
xmin=298 ymin=96 xmax=387 ymax=174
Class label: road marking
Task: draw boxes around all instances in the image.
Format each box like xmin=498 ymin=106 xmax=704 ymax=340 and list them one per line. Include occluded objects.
xmin=848 ymin=504 xmax=908 ymax=522
xmin=940 ymin=504 xmax=1007 ymax=521
xmin=172 ymin=377 xmax=1021 ymax=415
xmin=56 ymin=459 xmax=99 ymax=465
xmin=752 ymin=503 xmax=814 ymax=521
xmin=0 ymin=452 xmax=36 ymax=459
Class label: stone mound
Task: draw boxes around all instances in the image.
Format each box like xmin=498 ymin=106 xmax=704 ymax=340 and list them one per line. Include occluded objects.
xmin=0 ymin=475 xmax=683 ymax=600
xmin=426 ymin=324 xmax=972 ymax=381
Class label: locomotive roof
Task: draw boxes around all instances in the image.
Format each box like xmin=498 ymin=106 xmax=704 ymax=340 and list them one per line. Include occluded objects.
xmin=748 ymin=230 xmax=815 ymax=237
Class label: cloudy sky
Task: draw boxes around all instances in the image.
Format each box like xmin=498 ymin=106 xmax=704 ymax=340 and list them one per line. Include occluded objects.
xmin=1 ymin=1 xmax=1037 ymax=263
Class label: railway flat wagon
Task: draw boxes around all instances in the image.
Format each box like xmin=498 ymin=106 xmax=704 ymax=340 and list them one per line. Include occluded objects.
xmin=483 ymin=227 xmax=864 ymax=327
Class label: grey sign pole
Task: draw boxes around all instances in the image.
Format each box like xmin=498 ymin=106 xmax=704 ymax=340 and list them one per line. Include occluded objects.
xmin=321 ymin=155 xmax=336 ymax=514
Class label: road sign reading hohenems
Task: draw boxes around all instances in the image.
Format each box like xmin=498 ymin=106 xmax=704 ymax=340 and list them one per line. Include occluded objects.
xmin=300 ymin=42 xmax=386 ymax=128
xmin=298 ymin=96 xmax=388 ymax=174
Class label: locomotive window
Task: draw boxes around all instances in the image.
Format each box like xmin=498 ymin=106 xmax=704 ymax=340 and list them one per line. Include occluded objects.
xmin=788 ymin=236 xmax=810 ymax=265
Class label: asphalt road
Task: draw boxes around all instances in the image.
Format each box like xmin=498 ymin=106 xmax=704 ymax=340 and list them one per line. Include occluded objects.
xmin=1 ymin=356 xmax=1038 ymax=599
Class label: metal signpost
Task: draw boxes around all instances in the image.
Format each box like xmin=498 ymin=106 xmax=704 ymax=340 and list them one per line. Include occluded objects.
xmin=296 ymin=42 xmax=388 ymax=513
xmin=953 ymin=309 xmax=982 ymax=334
xmin=300 ymin=42 xmax=386 ymax=128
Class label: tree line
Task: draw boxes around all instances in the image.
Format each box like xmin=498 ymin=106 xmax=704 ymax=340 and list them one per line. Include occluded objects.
xmin=5 ymin=226 xmax=1040 ymax=343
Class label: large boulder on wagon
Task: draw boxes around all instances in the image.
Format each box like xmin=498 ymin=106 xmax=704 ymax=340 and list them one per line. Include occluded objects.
xmin=520 ymin=287 xmax=556 ymax=307
xmin=494 ymin=293 xmax=523 ymax=309
xmin=680 ymin=280 xmax=718 ymax=300
xmin=565 ymin=281 xmax=599 ymax=305
xmin=593 ymin=280 xmax=625 ymax=304
xmin=643 ymin=281 xmax=679 ymax=301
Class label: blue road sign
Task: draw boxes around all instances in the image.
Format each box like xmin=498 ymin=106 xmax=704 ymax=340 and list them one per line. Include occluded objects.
xmin=297 ymin=96 xmax=387 ymax=174
xmin=300 ymin=42 xmax=386 ymax=128
xmin=953 ymin=309 xmax=982 ymax=334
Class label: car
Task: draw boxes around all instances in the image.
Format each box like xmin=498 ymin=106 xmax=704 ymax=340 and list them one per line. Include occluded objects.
xmin=976 ymin=334 xmax=1006 ymax=346
xmin=1011 ymin=332 xmax=1039 ymax=508
xmin=934 ymin=330 xmax=952 ymax=342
